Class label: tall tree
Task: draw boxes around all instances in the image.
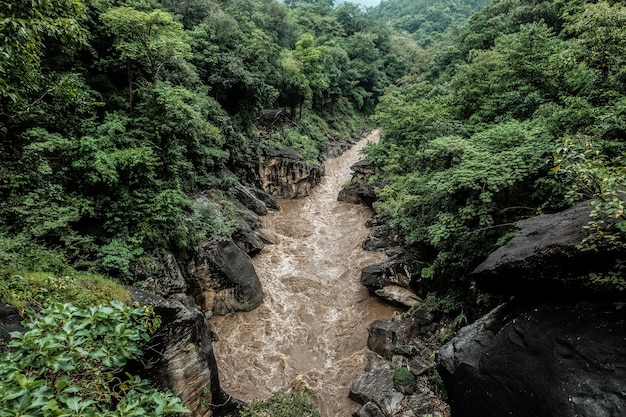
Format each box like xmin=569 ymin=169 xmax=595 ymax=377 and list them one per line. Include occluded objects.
xmin=100 ymin=7 xmax=191 ymax=109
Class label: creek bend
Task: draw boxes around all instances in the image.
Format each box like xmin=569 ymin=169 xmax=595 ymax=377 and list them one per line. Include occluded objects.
xmin=210 ymin=130 xmax=398 ymax=416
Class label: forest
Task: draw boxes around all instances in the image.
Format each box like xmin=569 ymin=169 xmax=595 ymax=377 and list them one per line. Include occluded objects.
xmin=1 ymin=0 xmax=625 ymax=415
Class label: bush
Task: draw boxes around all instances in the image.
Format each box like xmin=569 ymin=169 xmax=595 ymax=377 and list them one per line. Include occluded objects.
xmin=0 ymin=301 xmax=189 ymax=416
xmin=240 ymin=388 xmax=320 ymax=417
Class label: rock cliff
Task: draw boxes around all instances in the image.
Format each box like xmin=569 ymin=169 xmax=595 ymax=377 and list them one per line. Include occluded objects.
xmin=259 ymin=146 xmax=324 ymax=198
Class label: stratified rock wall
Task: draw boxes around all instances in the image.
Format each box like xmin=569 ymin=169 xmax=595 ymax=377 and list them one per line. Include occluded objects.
xmin=128 ymin=290 xmax=240 ymax=417
xmin=259 ymin=146 xmax=324 ymax=198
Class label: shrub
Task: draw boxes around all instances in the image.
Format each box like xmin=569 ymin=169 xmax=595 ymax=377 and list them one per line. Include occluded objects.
xmin=240 ymin=388 xmax=320 ymax=417
xmin=0 ymin=301 xmax=189 ymax=416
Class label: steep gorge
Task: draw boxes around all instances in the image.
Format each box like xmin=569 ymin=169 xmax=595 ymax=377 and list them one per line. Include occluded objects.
xmin=210 ymin=131 xmax=398 ymax=416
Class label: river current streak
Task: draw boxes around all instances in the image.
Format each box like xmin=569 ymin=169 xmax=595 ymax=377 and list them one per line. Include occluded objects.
xmin=210 ymin=131 xmax=397 ymax=416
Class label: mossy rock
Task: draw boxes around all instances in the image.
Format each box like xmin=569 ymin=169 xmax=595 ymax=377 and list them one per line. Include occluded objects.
xmin=393 ymin=367 xmax=416 ymax=395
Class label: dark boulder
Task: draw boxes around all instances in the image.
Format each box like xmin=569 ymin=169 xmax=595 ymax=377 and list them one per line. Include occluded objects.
xmin=437 ymin=301 xmax=626 ymax=417
xmin=337 ymin=159 xmax=378 ymax=207
xmin=188 ymin=239 xmax=263 ymax=315
xmin=473 ymin=202 xmax=625 ymax=299
xmin=337 ymin=183 xmax=377 ymax=207
xmin=232 ymin=202 xmax=273 ymax=256
xmin=250 ymin=187 xmax=279 ymax=211
xmin=231 ymin=183 xmax=268 ymax=216
xmin=0 ymin=303 xmax=25 ymax=354
xmin=361 ymin=253 xmax=416 ymax=296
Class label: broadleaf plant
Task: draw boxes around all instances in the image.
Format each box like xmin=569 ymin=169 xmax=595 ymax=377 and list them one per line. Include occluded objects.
xmin=0 ymin=302 xmax=189 ymax=417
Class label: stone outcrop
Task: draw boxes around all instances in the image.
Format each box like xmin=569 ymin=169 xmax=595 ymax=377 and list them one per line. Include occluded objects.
xmin=437 ymin=300 xmax=626 ymax=417
xmin=188 ymin=239 xmax=263 ymax=316
xmin=132 ymin=182 xmax=271 ymax=315
xmin=473 ymin=202 xmax=625 ymax=299
xmin=361 ymin=253 xmax=423 ymax=308
xmin=232 ymin=201 xmax=272 ymax=256
xmin=436 ymin=202 xmax=626 ymax=417
xmin=337 ymin=159 xmax=378 ymax=207
xmin=320 ymin=136 xmax=353 ymax=160
xmin=350 ymin=352 xmax=435 ymax=417
xmin=133 ymin=252 xmax=188 ymax=298
xmin=362 ymin=216 xmax=397 ymax=252
xmin=349 ymin=306 xmax=452 ymax=416
xmin=259 ymin=146 xmax=324 ymax=198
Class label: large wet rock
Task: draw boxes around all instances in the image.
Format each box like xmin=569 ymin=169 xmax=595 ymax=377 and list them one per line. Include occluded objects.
xmin=231 ymin=183 xmax=268 ymax=216
xmin=361 ymin=253 xmax=423 ymax=307
xmin=473 ymin=202 xmax=625 ymax=299
xmin=368 ymin=308 xmax=438 ymax=362
xmin=437 ymin=301 xmax=626 ymax=417
xmin=232 ymin=201 xmax=272 ymax=256
xmin=188 ymin=239 xmax=263 ymax=315
xmin=259 ymin=146 xmax=324 ymax=198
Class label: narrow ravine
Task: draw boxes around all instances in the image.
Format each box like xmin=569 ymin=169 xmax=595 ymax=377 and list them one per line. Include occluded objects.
xmin=210 ymin=130 xmax=397 ymax=416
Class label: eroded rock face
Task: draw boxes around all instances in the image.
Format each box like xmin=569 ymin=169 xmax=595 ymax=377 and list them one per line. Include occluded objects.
xmin=128 ymin=289 xmax=241 ymax=417
xmin=437 ymin=301 xmax=626 ymax=417
xmin=259 ymin=146 xmax=324 ymax=198
xmin=188 ymin=239 xmax=263 ymax=315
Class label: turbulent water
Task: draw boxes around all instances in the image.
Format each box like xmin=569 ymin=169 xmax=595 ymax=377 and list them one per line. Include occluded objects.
xmin=210 ymin=131 xmax=398 ymax=416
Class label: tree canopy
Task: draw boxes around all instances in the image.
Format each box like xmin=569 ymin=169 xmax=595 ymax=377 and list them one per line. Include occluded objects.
xmin=367 ymin=0 xmax=626 ymax=308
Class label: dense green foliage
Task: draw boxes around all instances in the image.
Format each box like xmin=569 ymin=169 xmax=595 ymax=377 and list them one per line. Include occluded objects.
xmin=372 ymin=0 xmax=491 ymax=45
xmin=240 ymin=388 xmax=320 ymax=417
xmin=368 ymin=0 xmax=626 ymax=306
xmin=0 ymin=301 xmax=188 ymax=416
xmin=0 ymin=0 xmax=408 ymax=281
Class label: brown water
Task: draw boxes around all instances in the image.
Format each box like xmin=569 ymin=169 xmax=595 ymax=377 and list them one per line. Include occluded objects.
xmin=210 ymin=130 xmax=397 ymax=416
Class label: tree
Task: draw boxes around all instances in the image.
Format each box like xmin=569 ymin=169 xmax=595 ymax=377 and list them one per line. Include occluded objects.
xmin=100 ymin=7 xmax=191 ymax=108
xmin=568 ymin=1 xmax=626 ymax=86
xmin=292 ymin=34 xmax=329 ymax=108
xmin=0 ymin=0 xmax=87 ymax=102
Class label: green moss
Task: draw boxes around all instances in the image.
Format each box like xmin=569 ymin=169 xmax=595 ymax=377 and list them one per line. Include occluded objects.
xmin=0 ymin=270 xmax=130 ymax=312
xmin=393 ymin=367 xmax=416 ymax=394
